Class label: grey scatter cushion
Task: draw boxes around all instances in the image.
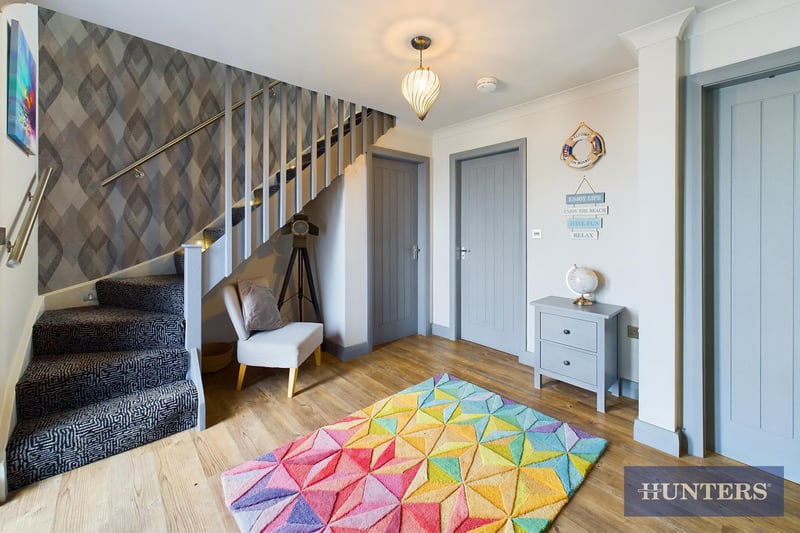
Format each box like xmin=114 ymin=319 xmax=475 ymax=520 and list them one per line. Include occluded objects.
xmin=237 ymin=279 xmax=285 ymax=332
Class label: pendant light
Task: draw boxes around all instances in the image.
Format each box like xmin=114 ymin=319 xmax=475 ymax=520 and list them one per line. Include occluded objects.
xmin=401 ymin=36 xmax=440 ymax=121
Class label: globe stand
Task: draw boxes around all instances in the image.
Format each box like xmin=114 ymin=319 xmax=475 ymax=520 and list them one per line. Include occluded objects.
xmin=573 ymin=295 xmax=593 ymax=306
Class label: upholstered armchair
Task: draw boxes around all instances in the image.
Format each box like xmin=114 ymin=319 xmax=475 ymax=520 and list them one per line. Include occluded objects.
xmin=221 ymin=277 xmax=323 ymax=397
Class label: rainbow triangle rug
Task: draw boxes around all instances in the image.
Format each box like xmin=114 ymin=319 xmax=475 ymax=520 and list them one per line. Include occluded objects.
xmin=221 ymin=373 xmax=607 ymax=532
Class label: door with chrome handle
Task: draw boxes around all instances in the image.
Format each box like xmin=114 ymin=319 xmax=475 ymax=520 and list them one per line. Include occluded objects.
xmin=458 ymin=246 xmax=471 ymax=260
xmin=411 ymin=244 xmax=420 ymax=260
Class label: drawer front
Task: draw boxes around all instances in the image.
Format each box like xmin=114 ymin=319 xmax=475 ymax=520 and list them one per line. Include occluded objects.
xmin=539 ymin=312 xmax=597 ymax=352
xmin=540 ymin=342 xmax=597 ymax=385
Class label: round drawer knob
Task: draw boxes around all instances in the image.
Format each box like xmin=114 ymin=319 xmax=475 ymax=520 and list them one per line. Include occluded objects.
xmin=563 ymin=360 xmax=571 ymax=366
xmin=563 ymin=329 xmax=571 ymax=335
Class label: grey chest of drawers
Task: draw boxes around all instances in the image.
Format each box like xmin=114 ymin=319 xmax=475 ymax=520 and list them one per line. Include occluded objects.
xmin=531 ymin=296 xmax=625 ymax=412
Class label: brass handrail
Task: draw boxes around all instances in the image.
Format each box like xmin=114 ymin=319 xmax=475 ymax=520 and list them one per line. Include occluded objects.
xmin=7 ymin=167 xmax=53 ymax=268
xmin=101 ymin=80 xmax=281 ymax=187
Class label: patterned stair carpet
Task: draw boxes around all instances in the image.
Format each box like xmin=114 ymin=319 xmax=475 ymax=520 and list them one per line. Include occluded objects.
xmin=222 ymin=373 xmax=607 ymax=532
xmin=6 ymin=275 xmax=197 ymax=491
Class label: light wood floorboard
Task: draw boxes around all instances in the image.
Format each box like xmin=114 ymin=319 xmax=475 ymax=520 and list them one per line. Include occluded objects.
xmin=0 ymin=335 xmax=797 ymax=531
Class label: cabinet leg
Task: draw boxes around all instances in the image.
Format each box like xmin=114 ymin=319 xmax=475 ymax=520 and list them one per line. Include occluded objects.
xmin=534 ymin=369 xmax=541 ymax=389
xmin=597 ymin=392 xmax=605 ymax=413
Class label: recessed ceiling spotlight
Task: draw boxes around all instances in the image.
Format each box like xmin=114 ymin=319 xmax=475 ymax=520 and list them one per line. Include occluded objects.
xmin=476 ymin=76 xmax=498 ymax=93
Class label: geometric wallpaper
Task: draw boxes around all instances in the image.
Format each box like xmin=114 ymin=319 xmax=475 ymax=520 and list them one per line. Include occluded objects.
xmin=37 ymin=9 xmax=317 ymax=292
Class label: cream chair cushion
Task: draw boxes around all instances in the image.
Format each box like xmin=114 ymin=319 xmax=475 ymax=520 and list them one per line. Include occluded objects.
xmin=236 ymin=322 xmax=323 ymax=368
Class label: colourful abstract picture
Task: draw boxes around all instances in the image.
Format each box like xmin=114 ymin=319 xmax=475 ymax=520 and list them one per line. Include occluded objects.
xmin=7 ymin=19 xmax=36 ymax=155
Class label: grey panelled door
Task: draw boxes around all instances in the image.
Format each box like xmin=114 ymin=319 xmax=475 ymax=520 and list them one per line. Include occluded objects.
xmin=713 ymin=68 xmax=800 ymax=482
xmin=372 ymin=157 xmax=418 ymax=345
xmin=459 ymin=150 xmax=525 ymax=356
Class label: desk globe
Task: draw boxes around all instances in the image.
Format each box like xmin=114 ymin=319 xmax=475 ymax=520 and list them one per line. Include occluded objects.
xmin=566 ymin=264 xmax=599 ymax=306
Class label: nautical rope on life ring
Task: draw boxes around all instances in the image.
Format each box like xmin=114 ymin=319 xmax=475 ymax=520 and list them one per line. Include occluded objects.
xmin=560 ymin=122 xmax=605 ymax=170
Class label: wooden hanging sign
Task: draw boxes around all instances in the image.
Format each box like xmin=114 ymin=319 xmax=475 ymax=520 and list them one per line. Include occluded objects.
xmin=566 ymin=192 xmax=605 ymax=204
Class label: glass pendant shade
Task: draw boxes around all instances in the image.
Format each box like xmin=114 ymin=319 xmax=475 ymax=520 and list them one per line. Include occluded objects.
xmin=402 ymin=66 xmax=440 ymax=121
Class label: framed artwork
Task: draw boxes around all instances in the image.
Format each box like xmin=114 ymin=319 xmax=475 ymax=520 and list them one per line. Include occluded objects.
xmin=7 ymin=19 xmax=36 ymax=155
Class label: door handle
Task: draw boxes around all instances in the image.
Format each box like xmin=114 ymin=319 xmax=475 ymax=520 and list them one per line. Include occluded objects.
xmin=411 ymin=244 xmax=420 ymax=260
xmin=458 ymin=246 xmax=471 ymax=260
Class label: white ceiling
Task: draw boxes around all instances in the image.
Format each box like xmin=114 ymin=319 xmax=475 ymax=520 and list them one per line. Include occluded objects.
xmin=35 ymin=0 xmax=732 ymax=130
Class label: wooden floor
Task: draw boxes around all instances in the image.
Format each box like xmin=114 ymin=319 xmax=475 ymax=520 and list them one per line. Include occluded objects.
xmin=1 ymin=335 xmax=797 ymax=532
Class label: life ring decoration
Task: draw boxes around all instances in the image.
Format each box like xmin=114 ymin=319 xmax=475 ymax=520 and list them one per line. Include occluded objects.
xmin=560 ymin=122 xmax=606 ymax=170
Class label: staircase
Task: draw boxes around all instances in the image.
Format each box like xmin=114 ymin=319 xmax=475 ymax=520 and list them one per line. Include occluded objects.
xmin=5 ymin=58 xmax=393 ymax=492
xmin=5 ymin=275 xmax=197 ymax=490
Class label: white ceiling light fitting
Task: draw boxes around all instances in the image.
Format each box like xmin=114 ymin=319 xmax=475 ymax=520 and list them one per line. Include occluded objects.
xmin=401 ymin=35 xmax=441 ymax=121
xmin=476 ymin=76 xmax=498 ymax=93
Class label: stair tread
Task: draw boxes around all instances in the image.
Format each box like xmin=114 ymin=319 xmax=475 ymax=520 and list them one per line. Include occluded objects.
xmin=16 ymin=348 xmax=190 ymax=420
xmin=102 ymin=273 xmax=180 ymax=283
xmin=20 ymin=348 xmax=188 ymax=378
xmin=95 ymin=275 xmax=184 ymax=315
xmin=33 ymin=305 xmax=185 ymax=356
xmin=96 ymin=274 xmax=182 ymax=289
xmin=6 ymin=380 xmax=197 ymax=490
xmin=12 ymin=379 xmax=196 ymax=433
xmin=36 ymin=305 xmax=182 ymax=324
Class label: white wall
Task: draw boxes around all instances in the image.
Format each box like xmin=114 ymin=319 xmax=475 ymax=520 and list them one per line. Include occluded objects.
xmin=432 ymin=72 xmax=640 ymax=382
xmin=303 ymin=177 xmax=346 ymax=347
xmin=303 ymin=158 xmax=368 ymax=349
xmin=684 ymin=0 xmax=800 ymax=75
xmin=0 ymin=2 xmax=40 ymax=501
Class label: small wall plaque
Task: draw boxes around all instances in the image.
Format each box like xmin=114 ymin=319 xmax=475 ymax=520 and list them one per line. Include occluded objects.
xmin=571 ymin=230 xmax=599 ymax=240
xmin=567 ymin=218 xmax=603 ymax=229
xmin=563 ymin=206 xmax=609 ymax=216
xmin=566 ymin=192 xmax=605 ymax=205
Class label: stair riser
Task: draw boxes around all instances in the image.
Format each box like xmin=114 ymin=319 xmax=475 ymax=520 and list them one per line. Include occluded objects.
xmin=33 ymin=318 xmax=185 ymax=355
xmin=7 ymin=381 xmax=197 ymax=491
xmin=96 ymin=277 xmax=184 ymax=315
xmin=16 ymin=350 xmax=189 ymax=420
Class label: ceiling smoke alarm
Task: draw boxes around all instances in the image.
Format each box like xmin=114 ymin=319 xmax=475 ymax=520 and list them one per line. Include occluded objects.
xmin=476 ymin=76 xmax=498 ymax=93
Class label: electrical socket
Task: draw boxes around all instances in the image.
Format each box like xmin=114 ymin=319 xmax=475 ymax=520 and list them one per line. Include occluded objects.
xmin=627 ymin=325 xmax=639 ymax=339
xmin=82 ymin=290 xmax=97 ymax=303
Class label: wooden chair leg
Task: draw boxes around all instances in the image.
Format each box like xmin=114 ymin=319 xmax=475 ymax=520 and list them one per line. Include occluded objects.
xmin=236 ymin=364 xmax=247 ymax=391
xmin=314 ymin=346 xmax=322 ymax=366
xmin=288 ymin=367 xmax=299 ymax=398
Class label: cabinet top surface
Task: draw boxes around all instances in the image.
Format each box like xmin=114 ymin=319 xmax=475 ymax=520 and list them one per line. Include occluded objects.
xmin=530 ymin=296 xmax=625 ymax=319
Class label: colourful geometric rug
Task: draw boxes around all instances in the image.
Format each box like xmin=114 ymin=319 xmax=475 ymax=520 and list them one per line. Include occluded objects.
xmin=221 ymin=374 xmax=607 ymax=532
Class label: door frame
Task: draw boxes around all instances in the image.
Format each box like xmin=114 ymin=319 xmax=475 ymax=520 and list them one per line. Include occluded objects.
xmin=682 ymin=47 xmax=800 ymax=457
xmin=448 ymin=139 xmax=527 ymax=354
xmin=366 ymin=147 xmax=431 ymax=352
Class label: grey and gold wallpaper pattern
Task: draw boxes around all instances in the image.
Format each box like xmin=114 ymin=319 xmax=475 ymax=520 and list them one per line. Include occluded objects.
xmin=38 ymin=9 xmax=315 ymax=292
